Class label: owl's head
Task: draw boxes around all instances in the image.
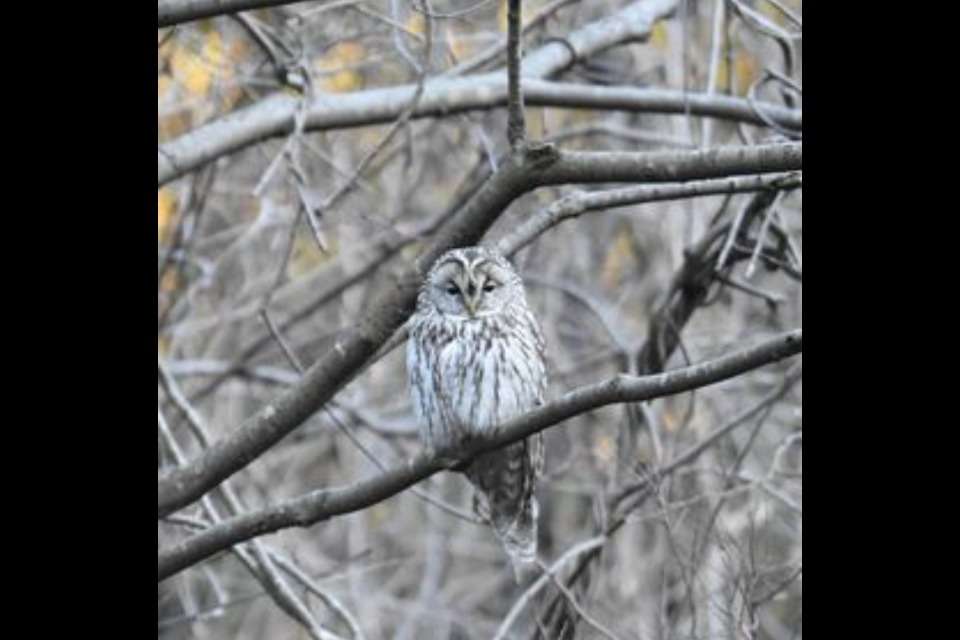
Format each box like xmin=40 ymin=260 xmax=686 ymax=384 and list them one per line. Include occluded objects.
xmin=420 ymin=246 xmax=523 ymax=319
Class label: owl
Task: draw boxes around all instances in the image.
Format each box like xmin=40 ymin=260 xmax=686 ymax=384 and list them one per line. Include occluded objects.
xmin=407 ymin=245 xmax=547 ymax=574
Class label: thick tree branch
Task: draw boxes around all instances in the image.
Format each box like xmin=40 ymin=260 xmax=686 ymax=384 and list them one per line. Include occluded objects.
xmin=159 ymin=0 xmax=684 ymax=185
xmin=185 ymin=175 xmax=476 ymax=405
xmin=497 ymin=172 xmax=801 ymax=257
xmin=532 ymin=143 xmax=801 ymax=187
xmin=159 ymin=0 xmax=325 ymax=28
xmin=157 ymin=141 xmax=801 ymax=519
xmin=158 ymin=328 xmax=801 ymax=581
xmin=159 ymin=80 xmax=802 ymax=186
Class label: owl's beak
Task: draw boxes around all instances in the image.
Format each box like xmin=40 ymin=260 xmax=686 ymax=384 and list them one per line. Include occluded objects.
xmin=464 ymin=296 xmax=478 ymax=317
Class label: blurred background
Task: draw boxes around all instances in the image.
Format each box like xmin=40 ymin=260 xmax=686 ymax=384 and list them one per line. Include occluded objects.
xmin=158 ymin=0 xmax=802 ymax=637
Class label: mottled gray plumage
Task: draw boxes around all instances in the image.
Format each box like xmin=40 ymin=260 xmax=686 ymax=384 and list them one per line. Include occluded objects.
xmin=407 ymin=246 xmax=547 ymax=573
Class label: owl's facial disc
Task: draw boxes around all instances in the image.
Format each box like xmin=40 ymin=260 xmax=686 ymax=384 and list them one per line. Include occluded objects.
xmin=429 ymin=254 xmax=509 ymax=318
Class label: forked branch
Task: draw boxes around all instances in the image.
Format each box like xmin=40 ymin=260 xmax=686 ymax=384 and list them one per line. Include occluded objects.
xmin=158 ymin=328 xmax=800 ymax=581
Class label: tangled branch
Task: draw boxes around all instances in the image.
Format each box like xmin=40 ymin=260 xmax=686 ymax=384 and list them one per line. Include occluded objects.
xmin=159 ymin=328 xmax=800 ymax=581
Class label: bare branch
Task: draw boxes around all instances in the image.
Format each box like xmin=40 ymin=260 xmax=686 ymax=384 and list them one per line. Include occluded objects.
xmin=159 ymin=0 xmax=337 ymax=28
xmin=159 ymin=81 xmax=802 ymax=186
xmin=497 ymin=171 xmax=801 ymax=257
xmin=158 ymin=0 xmax=684 ymax=185
xmin=158 ymin=142 xmax=801 ymax=520
xmin=443 ymin=0 xmax=581 ymax=77
xmin=702 ymin=0 xmax=728 ymax=147
xmin=159 ymin=362 xmax=359 ymax=639
xmin=158 ymin=328 xmax=800 ymax=580
xmin=506 ymin=0 xmax=526 ymax=151
xmin=493 ymin=536 xmax=608 ymax=640
xmin=537 ymin=558 xmax=625 ymax=640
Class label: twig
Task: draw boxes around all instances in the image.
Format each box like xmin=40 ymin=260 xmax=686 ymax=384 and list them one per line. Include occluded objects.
xmin=729 ymin=0 xmax=800 ymax=41
xmin=159 ymin=589 xmax=268 ymax=630
xmin=231 ymin=13 xmax=287 ymax=80
xmin=743 ymin=473 xmax=802 ymax=515
xmin=751 ymin=566 xmax=802 ymax=608
xmin=257 ymin=295 xmax=477 ymax=523
xmin=159 ymin=143 xmax=802 ymax=520
xmin=745 ymin=76 xmax=802 ymax=139
xmin=159 ymin=408 xmax=338 ymax=640
xmin=159 ymin=362 xmax=358 ymax=639
xmin=324 ymin=404 xmax=482 ymax=524
xmin=702 ymin=0 xmax=727 ymax=147
xmin=312 ymin=0 xmax=434 ymax=221
xmin=443 ymin=0 xmax=581 ymax=76
xmin=536 ymin=558 xmax=624 ymax=640
xmin=712 ymin=270 xmax=785 ymax=308
xmin=260 ymin=307 xmax=306 ymax=374
xmin=493 ymin=536 xmax=607 ymax=640
xmin=656 ymin=482 xmax=699 ymax=637
xmin=159 ymin=329 xmax=801 ymax=580
xmin=497 ymin=171 xmax=802 ymax=258
xmin=411 ymin=0 xmax=494 ymax=19
xmin=612 ymin=360 xmax=803 ymax=512
xmin=717 ymin=190 xmax=778 ymax=271
xmin=159 ymin=82 xmax=802 ymax=185
xmin=185 ymin=202 xmax=456 ymax=406
xmin=158 ymin=0 xmax=339 ymax=27
xmin=158 ymin=26 xmax=177 ymax=48
xmin=386 ymin=0 xmax=423 ymax=74
xmin=523 ymin=273 xmax=632 ymax=354
xmin=158 ymin=0 xmax=687 ymax=185
xmin=167 ymin=359 xmax=300 ymax=386
xmin=270 ymin=551 xmax=367 ymax=640
xmin=506 ymin=0 xmax=526 ymax=151
xmin=745 ymin=191 xmax=783 ymax=278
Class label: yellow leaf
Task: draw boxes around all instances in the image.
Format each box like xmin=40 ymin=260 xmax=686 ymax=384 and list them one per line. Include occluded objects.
xmin=202 ymin=30 xmax=226 ymax=68
xmin=734 ymin=52 xmax=759 ymax=95
xmin=650 ymin=21 xmax=669 ymax=50
xmin=326 ymin=70 xmax=363 ymax=93
xmin=158 ymin=32 xmax=175 ymax=64
xmin=158 ymin=110 xmax=192 ymax=141
xmin=405 ymin=14 xmax=425 ymax=37
xmin=287 ymin=231 xmax=327 ymax=279
xmin=600 ymin=226 xmax=637 ymax=289
xmin=314 ymin=42 xmax=366 ymax=93
xmin=170 ymin=45 xmax=212 ymax=96
xmin=158 ymin=187 xmax=178 ymax=242
xmin=714 ymin=57 xmax=730 ymax=92
xmin=662 ymin=408 xmax=678 ymax=432
xmin=333 ymin=41 xmax=365 ymax=64
xmin=158 ymin=73 xmax=174 ymax=101
xmin=446 ymin=26 xmax=473 ymax=62
xmin=593 ymin=435 xmax=615 ymax=463
xmin=160 ymin=269 xmax=179 ymax=293
xmin=203 ymin=30 xmax=234 ymax=84
xmin=158 ymin=335 xmax=172 ymax=357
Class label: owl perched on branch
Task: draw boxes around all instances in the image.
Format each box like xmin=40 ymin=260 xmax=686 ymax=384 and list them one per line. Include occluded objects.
xmin=407 ymin=246 xmax=547 ymax=575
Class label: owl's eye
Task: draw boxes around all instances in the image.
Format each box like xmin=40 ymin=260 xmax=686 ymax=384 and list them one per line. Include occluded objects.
xmin=482 ymin=282 xmax=496 ymax=292
xmin=445 ymin=284 xmax=459 ymax=296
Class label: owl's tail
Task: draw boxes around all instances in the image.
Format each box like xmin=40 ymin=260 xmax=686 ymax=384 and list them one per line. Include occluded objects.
xmin=467 ymin=437 xmax=542 ymax=581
